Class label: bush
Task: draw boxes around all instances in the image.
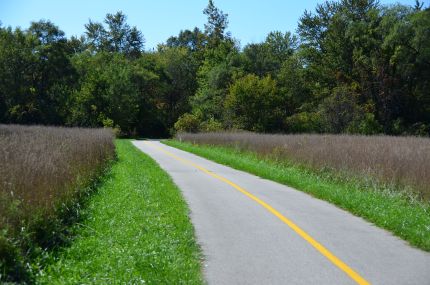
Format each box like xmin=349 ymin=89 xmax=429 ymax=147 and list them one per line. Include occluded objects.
xmin=284 ymin=112 xmax=322 ymax=133
xmin=410 ymin=122 xmax=430 ymax=136
xmin=347 ymin=113 xmax=383 ymax=135
xmin=225 ymin=74 xmax=282 ymax=132
xmin=174 ymin=113 xmax=201 ymax=133
xmin=200 ymin=118 xmax=223 ymax=132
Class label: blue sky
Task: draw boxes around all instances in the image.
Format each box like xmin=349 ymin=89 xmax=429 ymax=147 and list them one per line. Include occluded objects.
xmin=0 ymin=0 xmax=424 ymax=50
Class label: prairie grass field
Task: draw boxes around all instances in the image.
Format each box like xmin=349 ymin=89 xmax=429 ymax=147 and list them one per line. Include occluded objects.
xmin=0 ymin=124 xmax=115 ymax=283
xmin=177 ymin=132 xmax=430 ymax=200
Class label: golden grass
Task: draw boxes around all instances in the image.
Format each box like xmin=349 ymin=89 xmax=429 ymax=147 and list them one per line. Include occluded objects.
xmin=0 ymin=124 xmax=115 ymax=282
xmin=177 ymin=132 xmax=430 ymax=200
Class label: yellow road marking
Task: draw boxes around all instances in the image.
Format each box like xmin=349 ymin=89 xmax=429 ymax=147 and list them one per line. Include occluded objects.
xmin=143 ymin=141 xmax=370 ymax=285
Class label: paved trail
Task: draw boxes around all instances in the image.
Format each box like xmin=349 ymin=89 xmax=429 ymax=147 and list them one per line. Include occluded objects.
xmin=133 ymin=140 xmax=430 ymax=285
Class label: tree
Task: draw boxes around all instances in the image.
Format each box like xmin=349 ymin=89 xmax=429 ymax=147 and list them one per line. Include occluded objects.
xmin=242 ymin=31 xmax=297 ymax=77
xmin=265 ymin=31 xmax=298 ymax=62
xmin=165 ymin=27 xmax=206 ymax=52
xmin=85 ymin=11 xmax=144 ymax=57
xmin=277 ymin=54 xmax=312 ymax=116
xmin=225 ymin=74 xmax=282 ymax=131
xmin=203 ymin=0 xmax=230 ymax=48
xmin=68 ymin=52 xmax=141 ymax=135
xmin=184 ymin=1 xmax=238 ymax=125
xmin=380 ymin=7 xmax=430 ymax=132
xmin=191 ymin=61 xmax=233 ymax=121
xmin=28 ymin=20 xmax=77 ymax=124
xmin=242 ymin=43 xmax=278 ymax=77
xmin=319 ymin=85 xmax=361 ymax=133
xmin=85 ymin=20 xmax=108 ymax=51
xmin=164 ymin=27 xmax=207 ymax=64
xmin=155 ymin=47 xmax=200 ymax=128
xmin=2 ymin=3 xmax=429 ymax=137
xmin=0 ymin=26 xmax=35 ymax=123
xmin=0 ymin=21 xmax=76 ymax=125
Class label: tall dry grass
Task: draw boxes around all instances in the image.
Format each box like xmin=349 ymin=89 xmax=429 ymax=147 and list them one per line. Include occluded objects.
xmin=177 ymin=132 xmax=430 ymax=200
xmin=0 ymin=124 xmax=115 ymax=282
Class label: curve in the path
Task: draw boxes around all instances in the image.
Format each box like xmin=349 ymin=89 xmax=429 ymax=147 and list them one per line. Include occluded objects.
xmin=133 ymin=140 xmax=430 ymax=285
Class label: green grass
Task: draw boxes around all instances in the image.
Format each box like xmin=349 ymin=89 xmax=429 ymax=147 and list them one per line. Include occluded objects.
xmin=164 ymin=140 xmax=430 ymax=252
xmin=37 ymin=140 xmax=203 ymax=284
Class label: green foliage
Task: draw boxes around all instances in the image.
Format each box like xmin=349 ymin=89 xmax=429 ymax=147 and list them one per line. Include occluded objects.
xmin=295 ymin=1 xmax=430 ymax=135
xmin=276 ymin=54 xmax=312 ymax=116
xmin=242 ymin=31 xmax=297 ymax=77
xmin=203 ymin=0 xmax=230 ymax=48
xmin=1 ymin=0 xmax=430 ymax=137
xmin=85 ymin=11 xmax=144 ymax=57
xmin=0 ymin=230 xmax=28 ymax=283
xmin=68 ymin=52 xmax=140 ymax=135
xmin=347 ymin=112 xmax=383 ymax=135
xmin=191 ymin=44 xmax=237 ymax=122
xmin=174 ymin=114 xmax=223 ymax=134
xmin=174 ymin=113 xmax=201 ymax=133
xmin=226 ymin=74 xmax=282 ymax=131
xmin=284 ymin=112 xmax=322 ymax=133
xmin=200 ymin=117 xmax=223 ymax=132
xmin=157 ymin=47 xmax=199 ymax=127
xmin=318 ymin=85 xmax=361 ymax=133
xmin=0 ymin=22 xmax=77 ymax=125
xmin=165 ymin=27 xmax=206 ymax=53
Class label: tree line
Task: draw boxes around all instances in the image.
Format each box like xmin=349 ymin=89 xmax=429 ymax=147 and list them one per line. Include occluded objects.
xmin=0 ymin=0 xmax=429 ymax=136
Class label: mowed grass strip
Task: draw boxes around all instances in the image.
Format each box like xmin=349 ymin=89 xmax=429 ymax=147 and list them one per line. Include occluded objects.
xmin=164 ymin=140 xmax=430 ymax=252
xmin=38 ymin=140 xmax=203 ymax=284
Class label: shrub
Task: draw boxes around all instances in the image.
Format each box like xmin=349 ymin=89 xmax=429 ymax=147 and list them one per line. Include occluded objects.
xmin=284 ymin=112 xmax=322 ymax=133
xmin=174 ymin=113 xmax=201 ymax=133
xmin=225 ymin=74 xmax=282 ymax=132
xmin=200 ymin=118 xmax=223 ymax=132
xmin=347 ymin=113 xmax=383 ymax=135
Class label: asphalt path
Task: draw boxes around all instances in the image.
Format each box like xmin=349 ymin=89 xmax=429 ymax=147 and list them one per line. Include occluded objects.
xmin=132 ymin=140 xmax=430 ymax=285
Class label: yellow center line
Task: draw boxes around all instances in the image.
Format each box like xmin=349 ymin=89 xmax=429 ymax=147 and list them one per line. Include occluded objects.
xmin=143 ymin=141 xmax=370 ymax=285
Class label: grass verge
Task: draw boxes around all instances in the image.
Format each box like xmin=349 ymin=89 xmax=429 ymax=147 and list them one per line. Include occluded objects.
xmin=164 ymin=140 xmax=430 ymax=252
xmin=37 ymin=140 xmax=203 ymax=284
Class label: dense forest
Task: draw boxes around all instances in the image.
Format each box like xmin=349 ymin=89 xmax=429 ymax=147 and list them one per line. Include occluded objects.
xmin=0 ymin=0 xmax=429 ymax=137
